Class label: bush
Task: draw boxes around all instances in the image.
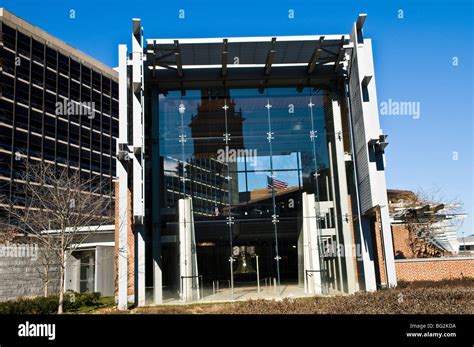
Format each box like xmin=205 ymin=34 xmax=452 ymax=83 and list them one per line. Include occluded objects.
xmin=30 ymin=296 xmax=59 ymax=314
xmin=64 ymin=291 xmax=101 ymax=309
xmin=78 ymin=292 xmax=101 ymax=306
xmin=0 ymin=296 xmax=58 ymax=314
xmin=397 ymin=278 xmax=474 ymax=289
xmin=0 ymin=291 xmax=102 ymax=314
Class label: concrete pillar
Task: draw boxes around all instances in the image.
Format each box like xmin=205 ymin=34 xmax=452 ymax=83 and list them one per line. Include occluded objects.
xmin=330 ymin=95 xmax=357 ymax=294
xmin=360 ymin=217 xmax=377 ymax=291
xmin=327 ymin=143 xmax=344 ymax=292
xmin=134 ymin=225 xmax=145 ymax=306
xmin=117 ymin=44 xmax=129 ymax=310
xmin=379 ymin=205 xmax=397 ymax=287
xmin=131 ymin=18 xmax=146 ymax=307
xmin=179 ymin=197 xmax=199 ymax=301
xmin=302 ymin=192 xmax=322 ymax=294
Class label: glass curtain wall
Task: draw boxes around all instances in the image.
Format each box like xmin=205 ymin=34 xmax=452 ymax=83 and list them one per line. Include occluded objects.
xmin=157 ymin=87 xmax=338 ymax=301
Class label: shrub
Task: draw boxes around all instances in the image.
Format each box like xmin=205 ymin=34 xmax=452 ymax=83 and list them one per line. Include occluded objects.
xmin=30 ymin=296 xmax=59 ymax=314
xmin=0 ymin=291 xmax=103 ymax=314
xmin=0 ymin=296 xmax=58 ymax=314
xmin=77 ymin=292 xmax=101 ymax=307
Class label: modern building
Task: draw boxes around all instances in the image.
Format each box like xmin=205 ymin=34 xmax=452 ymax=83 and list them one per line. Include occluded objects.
xmin=116 ymin=14 xmax=398 ymax=308
xmin=388 ymin=189 xmax=465 ymax=257
xmin=458 ymin=235 xmax=474 ymax=254
xmin=0 ymin=8 xmax=118 ymax=298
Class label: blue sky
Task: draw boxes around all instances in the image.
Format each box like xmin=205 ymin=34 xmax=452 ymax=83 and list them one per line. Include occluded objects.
xmin=1 ymin=0 xmax=472 ymax=237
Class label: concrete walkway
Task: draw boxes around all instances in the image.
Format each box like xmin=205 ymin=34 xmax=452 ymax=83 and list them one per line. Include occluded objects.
xmin=158 ymin=284 xmax=324 ymax=305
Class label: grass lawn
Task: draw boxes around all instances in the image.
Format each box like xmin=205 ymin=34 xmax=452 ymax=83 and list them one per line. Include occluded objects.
xmin=93 ymin=278 xmax=474 ymax=315
xmin=66 ymin=296 xmax=116 ymax=314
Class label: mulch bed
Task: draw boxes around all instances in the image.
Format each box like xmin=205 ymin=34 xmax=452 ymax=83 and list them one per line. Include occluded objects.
xmin=99 ymin=278 xmax=474 ymax=314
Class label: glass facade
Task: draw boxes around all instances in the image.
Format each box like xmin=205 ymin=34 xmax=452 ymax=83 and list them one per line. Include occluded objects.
xmin=118 ymin=19 xmax=399 ymax=308
xmin=154 ymin=86 xmax=348 ymax=300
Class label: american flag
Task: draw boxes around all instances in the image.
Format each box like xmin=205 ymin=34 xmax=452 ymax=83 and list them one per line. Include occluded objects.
xmin=267 ymin=176 xmax=288 ymax=190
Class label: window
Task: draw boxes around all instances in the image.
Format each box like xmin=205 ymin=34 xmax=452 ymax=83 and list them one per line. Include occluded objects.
xmin=58 ymin=53 xmax=69 ymax=76
xmin=2 ymin=24 xmax=17 ymax=51
xmin=45 ymin=47 xmax=57 ymax=70
xmin=31 ymin=40 xmax=45 ymax=64
xmin=16 ymin=31 xmax=30 ymax=57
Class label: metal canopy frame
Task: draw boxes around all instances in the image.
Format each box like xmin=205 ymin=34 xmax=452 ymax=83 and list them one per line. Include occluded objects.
xmin=116 ymin=13 xmax=401 ymax=308
xmin=144 ymin=34 xmax=352 ymax=87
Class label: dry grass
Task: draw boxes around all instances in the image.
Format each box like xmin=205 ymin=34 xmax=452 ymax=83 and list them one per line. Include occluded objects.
xmin=98 ymin=278 xmax=474 ymax=315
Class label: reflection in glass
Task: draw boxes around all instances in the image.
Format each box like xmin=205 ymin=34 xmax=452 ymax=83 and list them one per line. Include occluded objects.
xmin=156 ymin=87 xmax=338 ymax=300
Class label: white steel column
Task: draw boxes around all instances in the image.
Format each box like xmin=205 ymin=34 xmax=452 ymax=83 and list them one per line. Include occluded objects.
xmin=331 ymin=96 xmax=357 ymax=294
xmin=117 ymin=44 xmax=129 ymax=310
xmin=131 ymin=18 xmax=146 ymax=306
xmin=379 ymin=204 xmax=397 ymax=287
xmin=327 ymin=143 xmax=344 ymax=292
xmin=179 ymin=197 xmax=199 ymax=301
xmin=302 ymin=192 xmax=322 ymax=294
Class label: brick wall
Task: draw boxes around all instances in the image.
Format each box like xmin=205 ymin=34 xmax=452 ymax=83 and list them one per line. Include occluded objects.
xmin=391 ymin=224 xmax=415 ymax=258
xmin=114 ymin=182 xmax=134 ymax=297
xmin=395 ymin=257 xmax=474 ymax=282
xmin=392 ymin=223 xmax=447 ymax=259
xmin=373 ymin=208 xmax=387 ymax=286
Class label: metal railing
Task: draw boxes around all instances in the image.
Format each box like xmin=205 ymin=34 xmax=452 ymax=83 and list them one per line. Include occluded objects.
xmin=261 ymin=277 xmax=277 ymax=293
xmin=212 ymin=279 xmax=231 ymax=294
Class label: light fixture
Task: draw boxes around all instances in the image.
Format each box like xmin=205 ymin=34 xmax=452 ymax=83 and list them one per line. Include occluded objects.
xmin=197 ymin=242 xmax=215 ymax=247
xmin=178 ymin=103 xmax=186 ymax=114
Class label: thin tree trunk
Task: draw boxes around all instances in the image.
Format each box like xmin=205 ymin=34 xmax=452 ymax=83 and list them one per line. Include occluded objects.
xmin=44 ymin=264 xmax=49 ymax=297
xmin=58 ymin=264 xmax=64 ymax=314
xmin=58 ymin=231 xmax=65 ymax=314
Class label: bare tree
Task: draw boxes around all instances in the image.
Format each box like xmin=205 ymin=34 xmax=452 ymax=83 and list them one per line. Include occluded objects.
xmin=401 ymin=187 xmax=465 ymax=257
xmin=0 ymin=224 xmax=17 ymax=244
xmin=34 ymin=244 xmax=60 ymax=297
xmin=0 ymin=160 xmax=112 ymax=313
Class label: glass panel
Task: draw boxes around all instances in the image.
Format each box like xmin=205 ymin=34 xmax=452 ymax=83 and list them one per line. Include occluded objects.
xmin=78 ymin=251 xmax=95 ymax=293
xmin=156 ymin=86 xmax=336 ymax=301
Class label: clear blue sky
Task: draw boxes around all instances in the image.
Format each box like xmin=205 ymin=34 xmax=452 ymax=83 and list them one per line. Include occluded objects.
xmin=1 ymin=0 xmax=472 ymax=237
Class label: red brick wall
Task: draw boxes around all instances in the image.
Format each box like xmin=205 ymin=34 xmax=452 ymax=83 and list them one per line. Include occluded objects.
xmin=114 ymin=182 xmax=135 ymax=297
xmin=395 ymin=257 xmax=474 ymax=282
xmin=373 ymin=209 xmax=387 ymax=286
xmin=392 ymin=224 xmax=447 ymax=259
xmin=391 ymin=224 xmax=415 ymax=258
